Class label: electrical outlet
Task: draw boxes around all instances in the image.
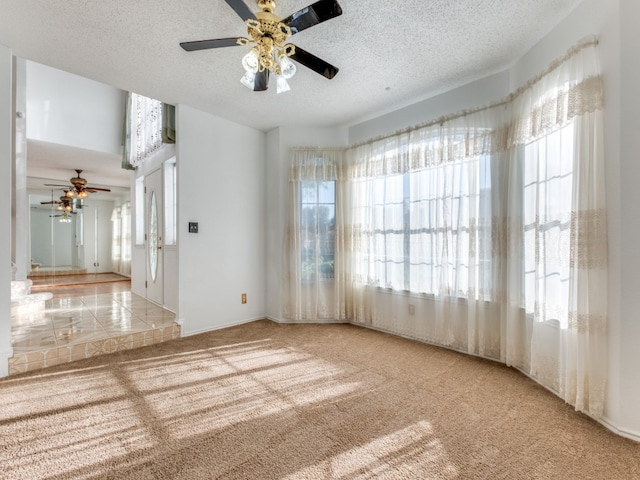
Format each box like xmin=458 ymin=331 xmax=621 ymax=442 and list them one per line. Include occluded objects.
xmin=408 ymin=304 xmax=416 ymax=315
xmin=188 ymin=222 xmax=199 ymax=233
xmin=241 ymin=293 xmax=247 ymax=304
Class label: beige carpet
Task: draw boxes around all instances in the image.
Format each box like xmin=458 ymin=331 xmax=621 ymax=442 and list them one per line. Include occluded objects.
xmin=1 ymin=320 xmax=638 ymax=479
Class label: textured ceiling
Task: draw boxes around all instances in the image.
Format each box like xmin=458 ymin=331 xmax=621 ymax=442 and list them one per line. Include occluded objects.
xmin=0 ymin=0 xmax=583 ymax=133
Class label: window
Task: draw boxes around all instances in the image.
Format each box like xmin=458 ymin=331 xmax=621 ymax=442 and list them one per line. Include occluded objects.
xmin=300 ymin=181 xmax=336 ymax=281
xmin=522 ymin=122 xmax=574 ymax=324
xmin=164 ymin=158 xmax=177 ymax=246
xmin=125 ymin=92 xmax=163 ymax=169
xmin=356 ymin=154 xmax=493 ymax=300
xmin=135 ymin=176 xmax=145 ymax=245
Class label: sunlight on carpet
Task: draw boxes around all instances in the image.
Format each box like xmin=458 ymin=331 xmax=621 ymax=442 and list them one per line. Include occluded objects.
xmin=284 ymin=421 xmax=457 ymax=479
xmin=124 ymin=340 xmax=364 ymax=440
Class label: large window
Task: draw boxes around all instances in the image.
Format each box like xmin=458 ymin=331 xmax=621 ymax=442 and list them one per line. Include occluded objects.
xmin=300 ymin=181 xmax=336 ymax=281
xmin=355 ymin=154 xmax=493 ymax=300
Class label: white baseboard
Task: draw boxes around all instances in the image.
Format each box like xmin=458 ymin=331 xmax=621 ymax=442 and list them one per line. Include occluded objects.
xmin=267 ymin=316 xmax=346 ymax=325
xmin=599 ymin=416 xmax=640 ymax=443
xmin=180 ymin=316 xmax=266 ymax=337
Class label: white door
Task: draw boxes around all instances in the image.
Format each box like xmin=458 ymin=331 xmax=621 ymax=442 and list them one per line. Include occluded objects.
xmin=145 ymin=168 xmax=163 ymax=305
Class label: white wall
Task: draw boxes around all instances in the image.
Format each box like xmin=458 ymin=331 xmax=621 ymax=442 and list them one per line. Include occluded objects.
xmin=12 ymin=58 xmax=27 ymax=280
xmin=348 ymin=71 xmax=509 ymax=145
xmin=176 ymin=105 xmax=266 ymax=335
xmin=1 ymin=43 xmax=13 ymax=377
xmin=617 ymin=0 xmax=640 ymax=440
xmin=26 ymin=61 xmax=125 ymax=155
xmin=265 ymin=126 xmax=348 ymax=321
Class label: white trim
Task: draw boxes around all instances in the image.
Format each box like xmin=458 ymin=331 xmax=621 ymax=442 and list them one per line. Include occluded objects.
xmin=180 ymin=316 xmax=265 ymax=337
xmin=598 ymin=417 xmax=640 ymax=443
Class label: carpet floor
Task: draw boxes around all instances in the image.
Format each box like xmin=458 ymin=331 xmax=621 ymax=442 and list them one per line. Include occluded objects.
xmin=1 ymin=320 xmax=638 ymax=479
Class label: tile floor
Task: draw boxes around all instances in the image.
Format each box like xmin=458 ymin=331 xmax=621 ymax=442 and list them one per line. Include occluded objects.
xmin=9 ymin=290 xmax=180 ymax=375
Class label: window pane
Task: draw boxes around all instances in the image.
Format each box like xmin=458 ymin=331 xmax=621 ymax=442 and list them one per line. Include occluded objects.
xmin=301 ymin=181 xmax=318 ymax=204
xmin=318 ymin=181 xmax=335 ymax=204
xmin=522 ymin=123 xmax=574 ymax=325
xmin=300 ymin=180 xmax=336 ymax=281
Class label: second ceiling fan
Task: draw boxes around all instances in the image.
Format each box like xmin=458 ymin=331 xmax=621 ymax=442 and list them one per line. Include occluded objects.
xmin=45 ymin=169 xmax=112 ymax=199
xmin=180 ymin=0 xmax=343 ymax=92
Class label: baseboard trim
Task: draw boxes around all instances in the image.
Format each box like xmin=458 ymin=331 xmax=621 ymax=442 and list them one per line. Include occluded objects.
xmin=267 ymin=316 xmax=346 ymax=325
xmin=599 ymin=416 xmax=640 ymax=443
xmin=180 ymin=316 xmax=266 ymax=337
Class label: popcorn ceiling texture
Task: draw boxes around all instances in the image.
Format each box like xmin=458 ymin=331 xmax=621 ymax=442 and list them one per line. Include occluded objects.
xmin=0 ymin=0 xmax=583 ymax=131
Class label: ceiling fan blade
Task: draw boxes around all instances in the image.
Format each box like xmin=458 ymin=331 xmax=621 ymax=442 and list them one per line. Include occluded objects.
xmin=254 ymin=69 xmax=269 ymax=91
xmin=85 ymin=187 xmax=111 ymax=192
xmin=40 ymin=201 xmax=58 ymax=205
xmin=224 ymin=0 xmax=256 ymax=22
xmin=290 ymin=47 xmax=339 ymax=79
xmin=44 ymin=184 xmax=73 ymax=188
xmin=180 ymin=38 xmax=242 ymax=51
xmin=283 ymin=0 xmax=343 ymax=35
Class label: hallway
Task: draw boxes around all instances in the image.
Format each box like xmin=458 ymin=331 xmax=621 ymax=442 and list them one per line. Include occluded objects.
xmin=9 ymin=280 xmax=179 ymax=376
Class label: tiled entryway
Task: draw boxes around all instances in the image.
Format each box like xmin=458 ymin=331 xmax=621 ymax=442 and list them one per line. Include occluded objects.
xmin=9 ymin=290 xmax=180 ymax=375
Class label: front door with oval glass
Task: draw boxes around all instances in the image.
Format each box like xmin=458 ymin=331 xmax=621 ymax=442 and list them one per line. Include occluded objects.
xmin=145 ymin=168 xmax=163 ymax=306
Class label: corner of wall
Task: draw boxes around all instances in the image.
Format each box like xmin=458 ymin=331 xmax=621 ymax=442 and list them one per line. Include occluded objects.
xmin=0 ymin=349 xmax=12 ymax=377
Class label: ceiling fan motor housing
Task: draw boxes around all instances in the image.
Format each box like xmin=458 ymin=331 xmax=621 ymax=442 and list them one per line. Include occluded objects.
xmin=241 ymin=5 xmax=294 ymax=74
xmin=258 ymin=0 xmax=276 ymax=13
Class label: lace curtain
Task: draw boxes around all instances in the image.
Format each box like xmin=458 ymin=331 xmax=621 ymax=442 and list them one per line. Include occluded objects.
xmin=284 ymin=37 xmax=607 ymax=417
xmin=284 ymin=148 xmax=346 ymax=321
xmin=111 ymin=203 xmax=132 ymax=276
xmin=503 ymin=39 xmax=607 ymax=415
xmin=122 ymin=92 xmax=163 ymax=170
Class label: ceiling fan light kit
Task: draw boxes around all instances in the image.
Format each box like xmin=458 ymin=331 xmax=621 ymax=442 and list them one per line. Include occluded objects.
xmin=180 ymin=0 xmax=342 ymax=93
xmin=44 ymin=169 xmax=111 ymax=204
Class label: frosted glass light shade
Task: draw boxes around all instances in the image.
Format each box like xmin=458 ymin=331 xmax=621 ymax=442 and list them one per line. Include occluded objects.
xmin=242 ymin=49 xmax=259 ymax=73
xmin=279 ymin=55 xmax=296 ymax=79
xmin=240 ymin=71 xmax=256 ymax=90
xmin=276 ymin=76 xmax=290 ymax=94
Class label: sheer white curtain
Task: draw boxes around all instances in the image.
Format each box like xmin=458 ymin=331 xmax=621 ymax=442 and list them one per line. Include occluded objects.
xmin=343 ymin=108 xmax=507 ymax=358
xmin=111 ymin=202 xmax=132 ymax=276
xmin=503 ymin=38 xmax=607 ymax=416
xmin=124 ymin=93 xmax=163 ymax=169
xmin=120 ymin=203 xmax=132 ymax=275
xmin=284 ymin=38 xmax=607 ymax=416
xmin=111 ymin=206 xmax=122 ymax=272
xmin=284 ymin=148 xmax=346 ymax=321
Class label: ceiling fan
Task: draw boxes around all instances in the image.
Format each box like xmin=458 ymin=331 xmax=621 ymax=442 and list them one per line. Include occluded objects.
xmin=180 ymin=0 xmax=342 ymax=92
xmin=45 ymin=169 xmax=112 ymax=199
xmin=50 ymin=211 xmax=76 ymax=223
xmin=40 ymin=195 xmax=78 ymax=212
